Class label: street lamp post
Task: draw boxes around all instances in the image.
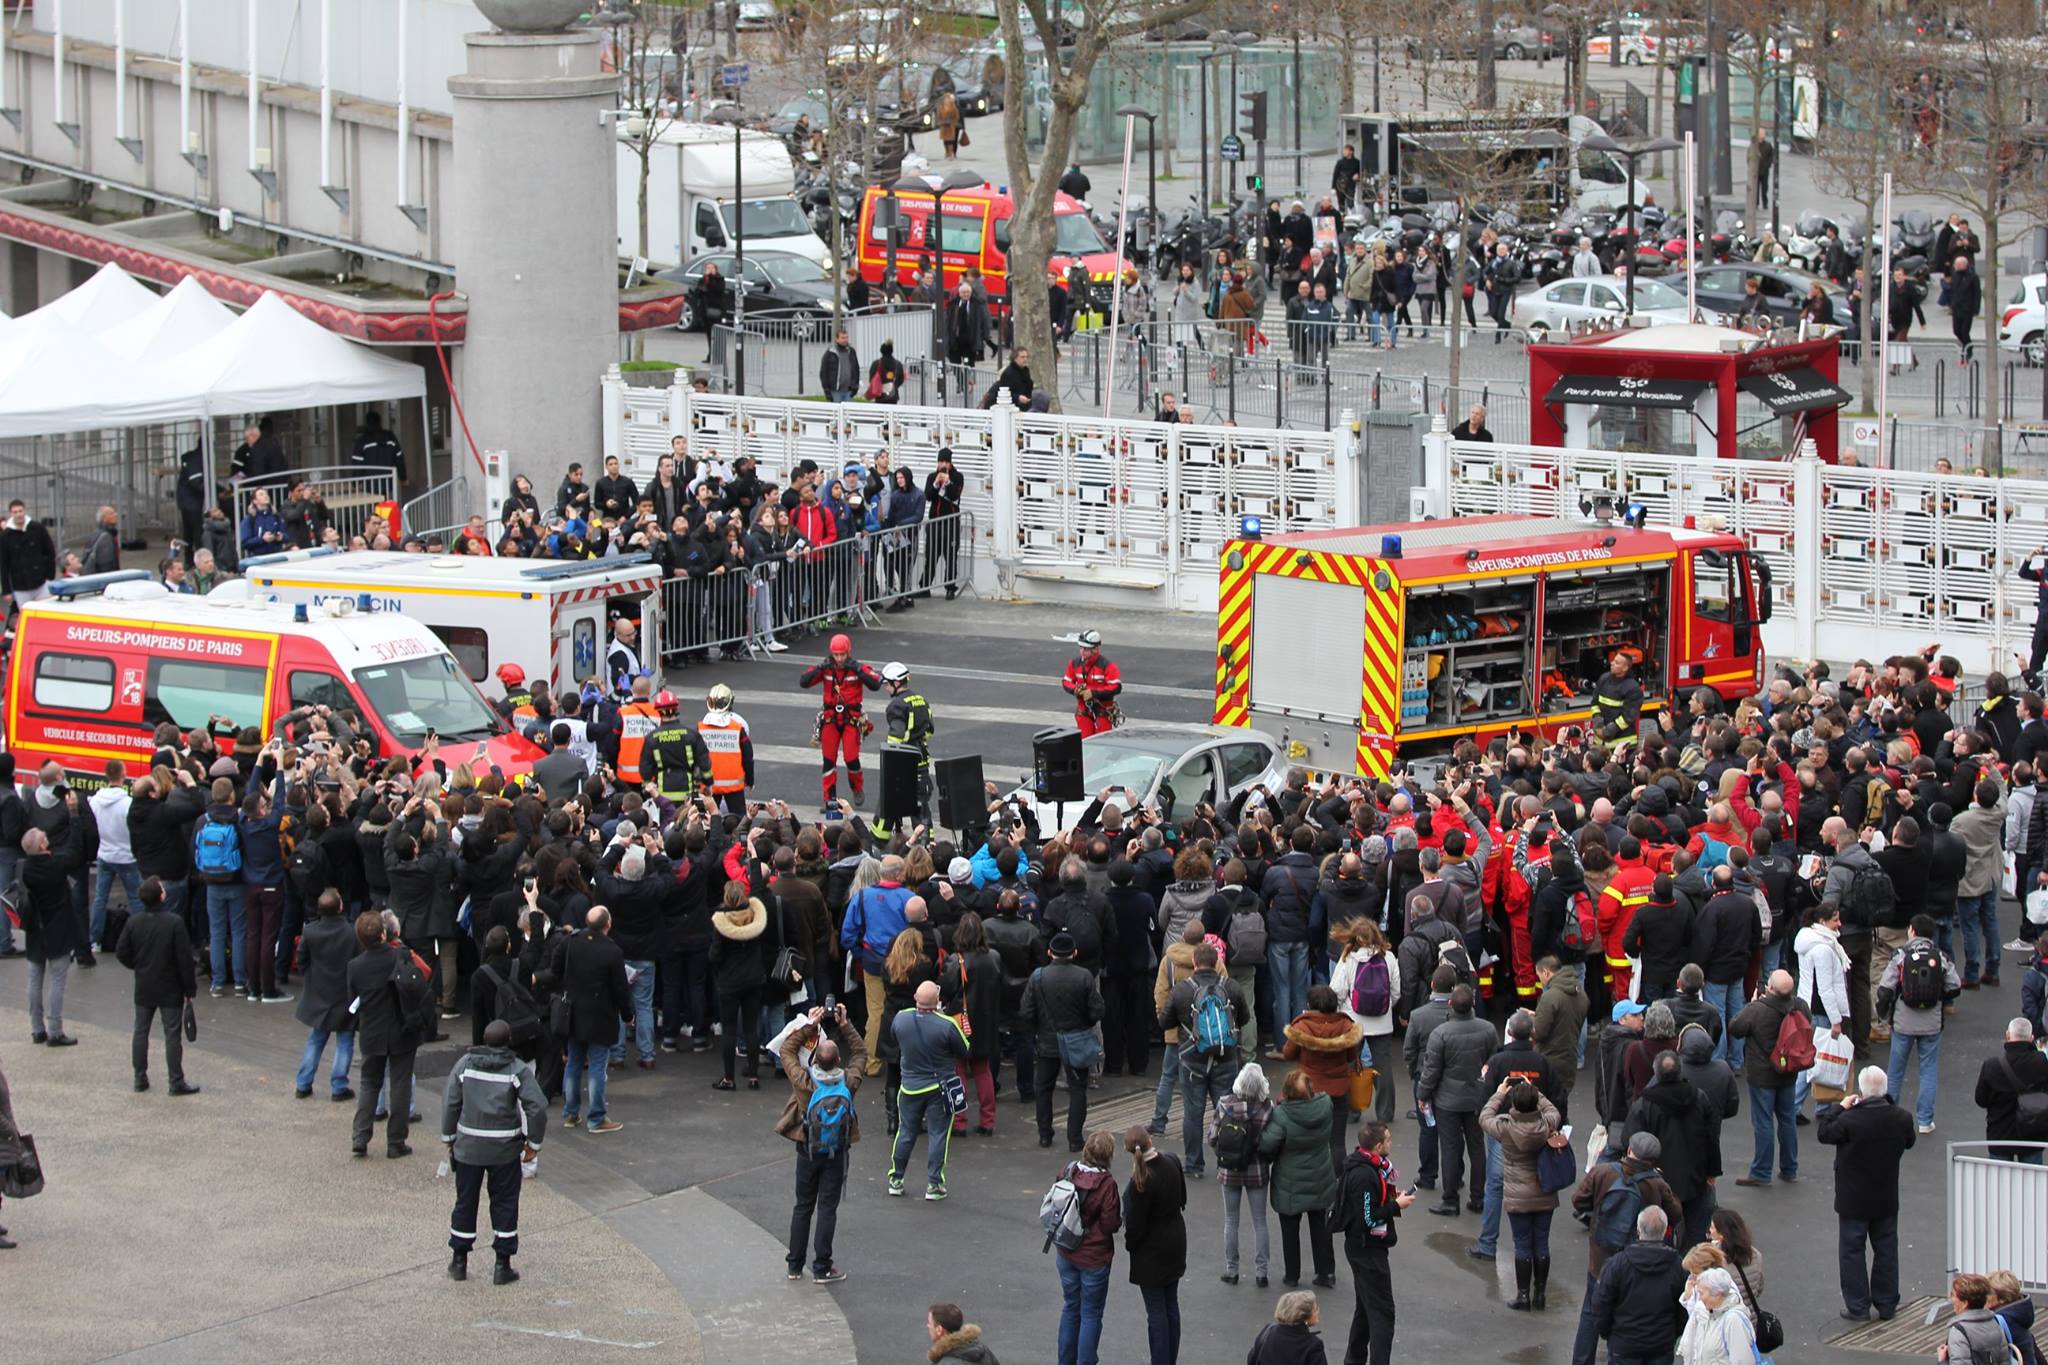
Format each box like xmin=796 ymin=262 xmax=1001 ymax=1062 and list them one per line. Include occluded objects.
xmin=1583 ymin=132 xmax=1681 ymax=316
xmin=1114 ymin=104 xmax=1159 ymax=248
xmin=891 ymin=169 xmax=986 ymax=297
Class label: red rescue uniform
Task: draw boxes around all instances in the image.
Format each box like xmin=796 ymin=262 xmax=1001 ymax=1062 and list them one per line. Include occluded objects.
xmin=1599 ymin=857 xmax=1655 ymax=1007
xmin=1062 ymin=652 xmax=1122 ymax=737
xmin=800 ymin=656 xmax=882 ymax=803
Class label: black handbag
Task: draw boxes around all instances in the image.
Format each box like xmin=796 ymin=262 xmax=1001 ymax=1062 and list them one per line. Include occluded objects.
xmin=1731 ymin=1260 xmax=1783 ymax=1352
xmin=3 ymin=1134 xmax=44 ymax=1198
xmin=766 ymin=899 xmax=805 ymax=991
xmin=183 ymin=1000 xmax=198 ymax=1042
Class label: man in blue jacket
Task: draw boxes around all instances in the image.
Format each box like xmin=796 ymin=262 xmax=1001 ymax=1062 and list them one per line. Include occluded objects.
xmin=887 ymin=980 xmax=969 ymax=1201
xmin=843 ymin=854 xmax=913 ymax=1075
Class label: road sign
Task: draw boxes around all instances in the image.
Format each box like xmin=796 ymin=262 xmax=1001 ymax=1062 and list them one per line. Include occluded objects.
xmin=1220 ymin=134 xmax=1244 ymax=163
xmin=1851 ymin=418 xmax=1881 ymax=447
xmin=721 ymin=63 xmax=750 ymax=88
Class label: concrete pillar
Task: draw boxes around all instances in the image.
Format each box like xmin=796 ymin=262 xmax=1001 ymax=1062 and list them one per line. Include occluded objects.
xmin=35 ymin=248 xmax=75 ymax=308
xmin=447 ymin=30 xmax=616 ymax=484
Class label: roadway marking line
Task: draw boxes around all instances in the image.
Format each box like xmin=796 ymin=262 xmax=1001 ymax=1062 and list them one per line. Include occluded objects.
xmin=474 ymin=1322 xmax=664 ymax=1349
xmin=730 ymin=691 xmax=1076 ymax=728
xmin=748 ymin=654 xmax=1214 ymax=701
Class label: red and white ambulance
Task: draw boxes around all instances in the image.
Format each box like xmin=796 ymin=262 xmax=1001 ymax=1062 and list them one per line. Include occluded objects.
xmin=4 ymin=573 xmax=543 ymax=787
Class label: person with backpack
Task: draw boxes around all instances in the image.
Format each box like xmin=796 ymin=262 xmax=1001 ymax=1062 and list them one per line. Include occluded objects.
xmin=1259 ymin=1069 xmax=1338 ymax=1290
xmin=1332 ymin=920 xmax=1399 ymax=1126
xmin=437 ymin=1017 xmax=547 ymax=1286
xmin=1875 ymin=913 xmax=1961 ymax=1133
xmin=1209 ymin=1062 xmax=1276 ymax=1286
xmin=1207 ymin=859 xmax=1266 ymax=1054
xmin=196 ymin=775 xmax=249 ymax=998
xmin=1975 ymin=1015 xmax=2048 ymax=1162
xmin=1024 ymin=933 xmax=1106 ymax=1153
xmin=1818 ymin=1066 xmax=1917 ymax=1323
xmin=1283 ymin=982 xmax=1369 ymax=1175
xmin=1728 ymin=970 xmax=1811 ymax=1187
xmin=1044 ymin=855 xmax=1118 ymax=979
xmin=1820 ymin=816 xmax=1890 ymax=1047
xmin=1568 ymin=1131 xmax=1683 ymax=1365
xmin=843 ymin=854 xmax=914 ymax=1077
xmin=1156 ymin=940 xmax=1251 ymax=1180
xmin=1047 ymin=1130 xmax=1121 ymax=1365
xmin=775 ymin=1001 xmax=867 ymax=1284
xmin=290 ymin=889 xmax=362 ymax=1100
xmin=344 ymin=909 xmax=432 ymax=1158
xmin=1417 ymin=984 xmax=1498 ymax=1220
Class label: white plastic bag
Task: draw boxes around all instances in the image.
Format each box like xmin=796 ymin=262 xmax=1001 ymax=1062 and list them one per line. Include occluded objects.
xmin=2003 ymin=852 xmax=2018 ymax=900
xmin=1811 ymin=1026 xmax=1853 ymax=1091
xmin=2028 ymin=887 xmax=2048 ymax=927
xmin=1584 ymin=1122 xmax=1609 ymax=1168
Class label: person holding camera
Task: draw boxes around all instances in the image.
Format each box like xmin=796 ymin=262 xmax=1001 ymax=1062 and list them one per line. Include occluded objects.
xmin=776 ymin=1002 xmax=866 ymax=1284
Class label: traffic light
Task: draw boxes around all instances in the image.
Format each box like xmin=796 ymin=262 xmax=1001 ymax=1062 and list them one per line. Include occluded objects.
xmin=1247 ymin=172 xmax=1264 ymax=193
xmin=1241 ymin=90 xmax=1268 ymax=142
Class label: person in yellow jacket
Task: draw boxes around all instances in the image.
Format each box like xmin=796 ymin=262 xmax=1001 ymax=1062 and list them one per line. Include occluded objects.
xmin=881 ymin=662 xmax=934 ymax=821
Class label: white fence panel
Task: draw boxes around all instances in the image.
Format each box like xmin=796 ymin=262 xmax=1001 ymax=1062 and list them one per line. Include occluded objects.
xmin=1948 ymin=1143 xmax=2048 ymax=1294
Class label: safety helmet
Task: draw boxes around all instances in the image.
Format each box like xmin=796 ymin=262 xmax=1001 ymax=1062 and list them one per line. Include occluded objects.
xmin=881 ymin=661 xmax=910 ymax=685
xmin=654 ymin=689 xmax=680 ymax=712
xmin=495 ymin=662 xmax=526 ymax=688
xmin=829 ymin=633 xmax=852 ymax=655
xmin=706 ymin=683 xmax=733 ymax=712
xmin=1078 ymin=629 xmax=1102 ymax=649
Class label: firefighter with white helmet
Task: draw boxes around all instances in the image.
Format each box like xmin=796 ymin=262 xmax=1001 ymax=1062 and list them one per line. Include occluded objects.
xmin=696 ymin=683 xmax=755 ymax=816
xmin=799 ymin=633 xmax=882 ymax=808
xmin=1061 ymin=628 xmax=1122 ymax=736
xmin=881 ymin=661 xmax=934 ymax=819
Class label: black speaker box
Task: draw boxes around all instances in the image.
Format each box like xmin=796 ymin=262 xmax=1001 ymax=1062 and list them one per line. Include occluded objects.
xmin=934 ymin=753 xmax=986 ymax=833
xmin=878 ymin=744 xmax=924 ymax=825
xmin=1032 ymin=727 xmax=1085 ymax=803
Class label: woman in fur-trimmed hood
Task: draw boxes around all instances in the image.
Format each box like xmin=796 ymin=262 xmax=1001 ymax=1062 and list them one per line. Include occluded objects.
xmin=710 ymin=880 xmax=773 ymax=1088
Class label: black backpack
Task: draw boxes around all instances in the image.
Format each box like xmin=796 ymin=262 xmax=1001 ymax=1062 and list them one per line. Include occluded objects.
xmin=482 ymin=964 xmax=543 ymax=1046
xmin=1896 ymin=940 xmax=1947 ymax=1010
xmin=1844 ymin=860 xmax=1895 ymax=928
xmin=1059 ymin=899 xmax=1103 ymax=962
xmin=391 ymin=949 xmax=438 ymax=1035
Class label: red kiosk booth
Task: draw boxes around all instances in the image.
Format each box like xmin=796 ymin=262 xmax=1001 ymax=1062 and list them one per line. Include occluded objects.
xmin=1525 ymin=322 xmax=1851 ymax=462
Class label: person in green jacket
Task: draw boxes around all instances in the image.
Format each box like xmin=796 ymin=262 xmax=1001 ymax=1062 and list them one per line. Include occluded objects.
xmin=1259 ymin=1069 xmax=1338 ymax=1289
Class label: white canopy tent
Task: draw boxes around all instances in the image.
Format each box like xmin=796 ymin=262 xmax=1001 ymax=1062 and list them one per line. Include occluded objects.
xmin=0 ymin=315 xmax=128 ymax=436
xmin=99 ymin=276 xmax=238 ymax=365
xmin=26 ymin=260 xmax=161 ymax=335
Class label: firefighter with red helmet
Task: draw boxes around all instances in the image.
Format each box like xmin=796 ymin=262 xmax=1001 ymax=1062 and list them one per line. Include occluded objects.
xmin=800 ymin=633 xmax=882 ymax=807
xmin=495 ymin=663 xmax=537 ymax=724
xmin=1062 ymin=629 xmax=1123 ymax=736
xmin=645 ymin=689 xmax=711 ymax=802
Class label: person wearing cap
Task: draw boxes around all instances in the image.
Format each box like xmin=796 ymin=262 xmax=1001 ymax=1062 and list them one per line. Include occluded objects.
xmin=439 ymin=1017 xmax=547 ymax=1286
xmin=646 ymin=691 xmax=711 ymax=802
xmin=697 ymin=684 xmax=755 ymax=817
xmin=494 ymin=664 xmax=537 ymax=725
xmin=614 ymin=675 xmax=664 ymax=789
xmin=921 ymin=448 xmax=964 ymax=598
xmin=1594 ymin=1000 xmax=1649 ymax=1130
xmin=802 ymin=635 xmax=883 ymax=810
xmin=1063 ymin=631 xmax=1123 ymax=737
xmin=1023 ymin=931 xmax=1106 ymax=1152
xmin=882 ymin=663 xmax=935 ymax=820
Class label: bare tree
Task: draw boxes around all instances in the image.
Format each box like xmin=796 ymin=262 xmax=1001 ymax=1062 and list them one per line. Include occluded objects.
xmin=608 ymin=1 xmax=690 ymax=360
xmin=994 ymin=0 xmax=1214 ymax=407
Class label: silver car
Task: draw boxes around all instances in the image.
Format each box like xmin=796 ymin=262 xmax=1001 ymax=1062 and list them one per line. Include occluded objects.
xmin=1520 ymin=275 xmax=1716 ymax=338
xmin=1006 ymin=723 xmax=1288 ymax=829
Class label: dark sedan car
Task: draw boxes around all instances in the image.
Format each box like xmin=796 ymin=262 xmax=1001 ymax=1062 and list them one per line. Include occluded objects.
xmin=659 ymin=250 xmax=837 ymax=332
xmin=1688 ymin=261 xmax=1851 ymax=327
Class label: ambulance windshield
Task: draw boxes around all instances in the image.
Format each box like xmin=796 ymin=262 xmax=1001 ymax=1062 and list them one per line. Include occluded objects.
xmin=352 ymin=654 xmax=505 ymax=743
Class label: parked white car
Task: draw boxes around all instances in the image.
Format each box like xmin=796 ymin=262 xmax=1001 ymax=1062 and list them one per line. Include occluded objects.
xmin=1999 ymin=272 xmax=2046 ymax=366
xmin=1520 ymin=275 xmax=1714 ymax=338
xmin=1003 ymin=723 xmax=1289 ymax=831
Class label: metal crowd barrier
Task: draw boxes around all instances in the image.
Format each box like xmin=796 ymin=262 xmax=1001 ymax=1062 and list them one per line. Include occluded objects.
xmin=656 ymin=511 xmax=975 ymax=666
xmin=229 ymin=464 xmax=397 ymax=558
xmin=1946 ymin=1141 xmax=2048 ymax=1293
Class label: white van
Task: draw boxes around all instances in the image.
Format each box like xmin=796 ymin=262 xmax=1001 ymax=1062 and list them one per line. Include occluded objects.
xmin=239 ymin=550 xmax=666 ymax=706
xmin=617 ymin=122 xmax=829 ymax=271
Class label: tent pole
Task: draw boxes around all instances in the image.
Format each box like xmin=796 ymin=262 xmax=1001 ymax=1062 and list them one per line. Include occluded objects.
xmin=417 ymin=391 xmax=434 ymax=510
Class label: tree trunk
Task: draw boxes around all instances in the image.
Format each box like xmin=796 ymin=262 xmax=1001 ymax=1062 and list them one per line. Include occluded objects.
xmin=1982 ymin=201 xmax=2002 ymax=472
xmin=1857 ymin=185 xmax=1876 ymax=415
xmin=633 ymin=144 xmax=653 ymax=363
xmin=1448 ymin=216 xmax=1469 ymax=388
xmin=1744 ymin=59 xmax=1765 ymax=230
xmin=1477 ymin=0 xmax=1498 ymax=109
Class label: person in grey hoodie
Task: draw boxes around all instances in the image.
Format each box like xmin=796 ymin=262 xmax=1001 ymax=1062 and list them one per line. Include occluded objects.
xmin=439 ymin=1019 xmax=547 ymax=1285
xmin=1950 ymin=779 xmax=2007 ymax=989
xmin=1417 ymin=984 xmax=1498 ymax=1217
xmin=1875 ymin=914 xmax=1962 ymax=1131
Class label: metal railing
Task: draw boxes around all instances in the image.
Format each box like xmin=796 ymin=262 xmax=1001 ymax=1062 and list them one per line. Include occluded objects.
xmin=656 ymin=511 xmax=975 ymax=666
xmin=400 ymin=474 xmax=474 ymax=547
xmin=708 ymin=305 xmax=938 ymax=398
xmin=1947 ymin=1142 xmax=2048 ymax=1293
xmin=228 ymin=465 xmax=397 ymax=563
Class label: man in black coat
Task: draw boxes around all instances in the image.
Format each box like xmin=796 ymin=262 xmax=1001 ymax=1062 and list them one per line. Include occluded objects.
xmin=346 ymin=910 xmax=428 ymax=1158
xmin=1730 ymin=969 xmax=1808 ymax=1186
xmin=558 ymin=907 xmax=634 ymax=1134
xmin=1622 ymin=875 xmax=1691 ymax=1004
xmin=126 ymin=769 xmax=206 ymax=941
xmin=293 ymin=889 xmax=362 ymax=1101
xmin=1975 ymin=1016 xmax=2048 ymax=1161
xmin=114 ymin=877 xmax=199 ymax=1095
xmin=1948 ymin=254 xmax=1982 ymax=360
xmin=1590 ymin=1205 xmax=1689 ymax=1361
xmin=1818 ymin=1064 xmax=1917 ymax=1322
xmin=596 ymin=833 xmax=675 ymax=1069
xmin=1021 ymin=932 xmax=1105 ymax=1152
xmin=1619 ymin=1049 xmax=1720 ymax=1248
xmin=0 ymin=496 xmax=58 ymax=605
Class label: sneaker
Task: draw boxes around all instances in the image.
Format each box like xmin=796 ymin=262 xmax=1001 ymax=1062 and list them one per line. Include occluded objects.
xmin=787 ymin=1269 xmax=805 ymax=1281
xmin=660 ymin=1037 xmax=681 ymax=1053
xmin=261 ymin=991 xmax=293 ymax=1004
xmin=1917 ymin=1122 xmax=1936 ymax=1134
xmin=209 ymin=985 xmax=227 ymax=998
xmin=588 ymin=1119 xmax=624 ymax=1135
xmin=887 ymin=1177 xmax=906 ymax=1196
xmin=925 ymin=1184 xmax=947 ymax=1201
xmin=2007 ymin=938 xmax=2033 ymax=952
xmin=440 ymin=1007 xmax=461 ymax=1019
xmin=764 ymin=640 xmax=789 ymax=653
xmin=561 ymin=1114 xmax=580 ymax=1127
xmin=814 ymin=1268 xmax=847 ymax=1284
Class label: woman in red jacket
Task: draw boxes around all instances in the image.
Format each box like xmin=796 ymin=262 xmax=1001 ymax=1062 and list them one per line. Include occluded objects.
xmin=1055 ymin=1130 xmax=1122 ymax=1365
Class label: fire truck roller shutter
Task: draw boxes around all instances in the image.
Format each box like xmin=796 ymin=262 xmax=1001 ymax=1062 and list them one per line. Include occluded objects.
xmin=1247 ymin=573 xmax=1369 ymax=776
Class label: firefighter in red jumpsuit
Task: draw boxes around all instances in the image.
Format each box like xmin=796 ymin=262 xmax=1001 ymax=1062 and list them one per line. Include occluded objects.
xmin=1061 ymin=629 xmax=1123 ymax=736
xmin=800 ymin=633 xmax=882 ymax=807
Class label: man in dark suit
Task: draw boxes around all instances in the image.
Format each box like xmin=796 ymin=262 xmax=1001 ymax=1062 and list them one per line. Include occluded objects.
xmin=345 ymin=910 xmax=428 ymax=1159
xmin=558 ymin=906 xmax=634 ymax=1134
xmin=114 ymin=877 xmax=199 ymax=1095
xmin=1817 ymin=1064 xmax=1918 ymax=1323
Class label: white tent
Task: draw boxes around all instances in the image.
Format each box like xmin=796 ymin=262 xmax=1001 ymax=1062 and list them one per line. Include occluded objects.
xmin=27 ymin=260 xmax=161 ymax=335
xmin=117 ymin=290 xmax=427 ymax=424
xmin=99 ymin=276 xmax=239 ymax=365
xmin=0 ymin=315 xmax=126 ymax=436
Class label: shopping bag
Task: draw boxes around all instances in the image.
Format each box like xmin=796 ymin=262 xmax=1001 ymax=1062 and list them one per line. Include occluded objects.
xmin=2027 ymin=887 xmax=2048 ymax=927
xmin=1585 ymin=1122 xmax=1610 ymax=1167
xmin=1348 ymin=1066 xmax=1377 ymax=1114
xmin=3 ymin=1134 xmax=44 ymax=1198
xmin=2003 ymin=852 xmax=2018 ymax=899
xmin=1536 ymin=1140 xmax=1578 ymax=1194
xmin=1811 ymin=1026 xmax=1854 ymax=1091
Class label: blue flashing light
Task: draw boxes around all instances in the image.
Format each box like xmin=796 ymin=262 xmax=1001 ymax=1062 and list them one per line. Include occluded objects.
xmin=292 ymin=603 xmax=309 ymax=623
xmin=1240 ymin=514 xmax=1264 ymax=540
xmin=1380 ymin=533 xmax=1404 ymax=559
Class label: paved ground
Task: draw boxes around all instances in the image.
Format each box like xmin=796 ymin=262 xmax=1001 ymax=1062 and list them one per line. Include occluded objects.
xmin=3 ymin=596 xmax=2041 ymax=1362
